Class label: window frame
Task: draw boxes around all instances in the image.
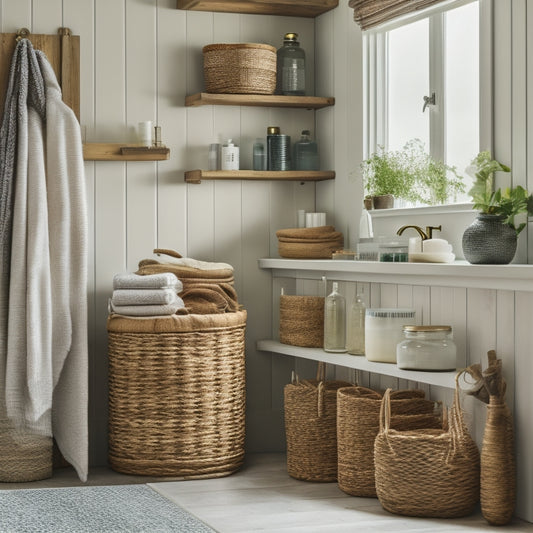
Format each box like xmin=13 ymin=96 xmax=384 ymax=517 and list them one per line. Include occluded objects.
xmin=363 ymin=0 xmax=492 ymax=209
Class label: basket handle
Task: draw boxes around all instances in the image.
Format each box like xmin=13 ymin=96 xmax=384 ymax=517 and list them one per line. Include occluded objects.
xmin=449 ymin=373 xmax=467 ymax=440
xmin=379 ymin=388 xmax=393 ymax=433
xmin=316 ymin=361 xmax=326 ymax=382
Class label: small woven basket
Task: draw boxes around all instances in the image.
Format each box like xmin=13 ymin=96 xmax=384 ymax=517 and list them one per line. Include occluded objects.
xmin=374 ymin=382 xmax=480 ymax=518
xmin=279 ymin=295 xmax=324 ymax=348
xmin=337 ymin=386 xmax=442 ymax=497
xmin=0 ymin=417 xmax=52 ymax=482
xmin=107 ymin=310 xmax=246 ymax=478
xmin=284 ymin=363 xmax=351 ymax=482
xmin=203 ymin=43 xmax=276 ymax=95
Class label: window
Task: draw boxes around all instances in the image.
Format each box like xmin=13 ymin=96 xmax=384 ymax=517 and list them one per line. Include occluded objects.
xmin=364 ymin=0 xmax=482 ymax=205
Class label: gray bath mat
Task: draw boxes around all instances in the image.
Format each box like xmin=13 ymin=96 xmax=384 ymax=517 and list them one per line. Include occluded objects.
xmin=0 ymin=484 xmax=215 ymax=532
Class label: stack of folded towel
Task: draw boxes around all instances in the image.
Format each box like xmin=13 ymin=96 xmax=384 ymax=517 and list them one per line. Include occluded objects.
xmin=136 ymin=249 xmax=240 ymax=315
xmin=276 ymin=226 xmax=344 ymax=259
xmin=109 ymin=272 xmax=186 ymax=317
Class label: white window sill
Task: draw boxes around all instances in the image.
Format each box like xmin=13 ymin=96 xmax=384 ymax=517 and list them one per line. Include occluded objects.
xmin=368 ymin=202 xmax=476 ymax=218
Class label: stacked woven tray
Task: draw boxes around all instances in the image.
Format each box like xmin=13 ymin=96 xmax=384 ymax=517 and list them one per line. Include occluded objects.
xmin=276 ymin=226 xmax=344 ymax=259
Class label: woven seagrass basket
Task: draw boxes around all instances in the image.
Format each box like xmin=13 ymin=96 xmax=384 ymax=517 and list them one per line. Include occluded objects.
xmin=203 ymin=43 xmax=276 ymax=95
xmin=284 ymin=363 xmax=351 ymax=482
xmin=374 ymin=384 xmax=480 ymax=518
xmin=107 ymin=310 xmax=246 ymax=478
xmin=337 ymin=386 xmax=442 ymax=497
xmin=0 ymin=415 xmax=52 ymax=482
xmin=279 ymin=295 xmax=324 ymax=348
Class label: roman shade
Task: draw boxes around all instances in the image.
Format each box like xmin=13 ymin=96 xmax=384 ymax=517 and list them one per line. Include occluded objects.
xmin=349 ymin=0 xmax=445 ymax=30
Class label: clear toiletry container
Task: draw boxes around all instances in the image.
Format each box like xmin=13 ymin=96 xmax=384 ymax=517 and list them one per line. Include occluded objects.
xmin=365 ymin=308 xmax=416 ymax=363
xmin=276 ymin=32 xmax=305 ymax=96
xmin=396 ymin=325 xmax=457 ymax=371
xmin=293 ymin=130 xmax=318 ymax=170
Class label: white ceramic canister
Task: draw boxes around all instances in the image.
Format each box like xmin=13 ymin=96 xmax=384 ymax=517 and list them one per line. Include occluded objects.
xmin=365 ymin=308 xmax=416 ymax=363
xmin=396 ymin=325 xmax=457 ymax=371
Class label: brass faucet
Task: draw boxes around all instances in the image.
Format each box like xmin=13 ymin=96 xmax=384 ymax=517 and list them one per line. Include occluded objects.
xmin=396 ymin=225 xmax=442 ymax=240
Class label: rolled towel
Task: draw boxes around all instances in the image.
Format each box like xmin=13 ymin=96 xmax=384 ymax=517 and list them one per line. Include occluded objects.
xmin=113 ymin=272 xmax=181 ymax=290
xmin=109 ymin=294 xmax=186 ymax=317
xmin=112 ymin=288 xmax=178 ymax=306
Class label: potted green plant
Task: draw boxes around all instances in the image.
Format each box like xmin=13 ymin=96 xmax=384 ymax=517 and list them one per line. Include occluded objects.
xmin=361 ymin=139 xmax=464 ymax=209
xmin=462 ymin=151 xmax=533 ymax=264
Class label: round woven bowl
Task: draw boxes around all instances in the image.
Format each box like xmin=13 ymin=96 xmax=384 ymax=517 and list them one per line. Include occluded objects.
xmin=280 ymin=295 xmax=324 ymax=348
xmin=203 ymin=43 xmax=277 ymax=95
xmin=107 ymin=311 xmax=247 ymax=478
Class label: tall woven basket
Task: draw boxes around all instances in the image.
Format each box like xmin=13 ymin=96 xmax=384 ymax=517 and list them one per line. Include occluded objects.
xmin=279 ymin=295 xmax=324 ymax=348
xmin=284 ymin=363 xmax=351 ymax=482
xmin=374 ymin=384 xmax=480 ymax=518
xmin=107 ymin=310 xmax=246 ymax=478
xmin=337 ymin=386 xmax=441 ymax=497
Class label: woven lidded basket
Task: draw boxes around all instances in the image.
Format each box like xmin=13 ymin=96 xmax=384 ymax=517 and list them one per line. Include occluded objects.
xmin=107 ymin=310 xmax=246 ymax=478
xmin=203 ymin=43 xmax=276 ymax=95
xmin=284 ymin=363 xmax=351 ymax=482
xmin=280 ymin=295 xmax=324 ymax=348
xmin=337 ymin=386 xmax=442 ymax=497
xmin=374 ymin=384 xmax=480 ymax=518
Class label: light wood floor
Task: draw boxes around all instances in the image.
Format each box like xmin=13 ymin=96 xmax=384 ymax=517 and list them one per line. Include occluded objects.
xmin=2 ymin=453 xmax=532 ymax=532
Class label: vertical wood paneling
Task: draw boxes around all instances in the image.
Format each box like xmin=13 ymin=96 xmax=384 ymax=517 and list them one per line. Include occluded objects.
xmin=125 ymin=0 xmax=158 ymax=270
xmin=0 ymin=0 xmax=31 ymax=32
xmin=31 ymin=0 xmax=62 ymax=33
xmin=514 ymin=291 xmax=533 ymax=522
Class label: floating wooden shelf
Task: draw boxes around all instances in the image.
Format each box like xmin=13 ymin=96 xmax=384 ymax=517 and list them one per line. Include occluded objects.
xmin=185 ymin=92 xmax=335 ymax=109
xmin=185 ymin=169 xmax=335 ymax=184
xmin=176 ymin=0 xmax=338 ymax=18
xmin=83 ymin=143 xmax=170 ymax=161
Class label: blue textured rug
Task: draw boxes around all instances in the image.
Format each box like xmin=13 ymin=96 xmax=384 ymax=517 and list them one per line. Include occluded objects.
xmin=0 ymin=484 xmax=215 ymax=533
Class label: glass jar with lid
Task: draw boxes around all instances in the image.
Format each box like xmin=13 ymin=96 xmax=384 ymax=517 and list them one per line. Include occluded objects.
xmin=396 ymin=325 xmax=457 ymax=371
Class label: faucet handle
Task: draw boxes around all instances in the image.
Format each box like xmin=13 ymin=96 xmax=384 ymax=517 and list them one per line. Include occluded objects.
xmin=425 ymin=225 xmax=442 ymax=239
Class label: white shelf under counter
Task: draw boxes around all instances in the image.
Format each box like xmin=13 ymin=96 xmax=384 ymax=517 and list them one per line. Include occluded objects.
xmin=258 ymin=258 xmax=533 ymax=292
xmin=257 ymin=340 xmax=457 ymax=389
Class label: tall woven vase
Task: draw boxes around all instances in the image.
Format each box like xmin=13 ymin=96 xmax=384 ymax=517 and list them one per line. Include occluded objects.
xmin=481 ymin=398 xmax=516 ymax=525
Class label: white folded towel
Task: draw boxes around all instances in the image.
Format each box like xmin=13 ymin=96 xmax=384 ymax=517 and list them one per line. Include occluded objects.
xmin=112 ymin=288 xmax=177 ymax=306
xmin=109 ymin=294 xmax=186 ymax=317
xmin=113 ymin=272 xmax=181 ymax=290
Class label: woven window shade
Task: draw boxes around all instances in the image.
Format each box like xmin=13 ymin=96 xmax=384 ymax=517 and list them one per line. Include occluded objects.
xmin=349 ymin=0 xmax=445 ymax=30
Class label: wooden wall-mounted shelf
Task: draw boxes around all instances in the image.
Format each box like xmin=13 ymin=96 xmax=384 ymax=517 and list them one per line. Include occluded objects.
xmin=176 ymin=0 xmax=338 ymax=18
xmin=185 ymin=92 xmax=335 ymax=109
xmin=83 ymin=143 xmax=170 ymax=161
xmin=185 ymin=169 xmax=335 ymax=184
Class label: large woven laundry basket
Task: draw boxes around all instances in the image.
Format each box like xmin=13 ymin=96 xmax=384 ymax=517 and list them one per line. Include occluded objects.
xmin=107 ymin=310 xmax=246 ymax=478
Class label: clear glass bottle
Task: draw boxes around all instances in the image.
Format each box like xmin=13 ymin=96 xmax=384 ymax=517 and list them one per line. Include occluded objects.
xmin=276 ymin=32 xmax=306 ymax=96
xmin=396 ymin=325 xmax=457 ymax=371
xmin=324 ymin=282 xmax=347 ymax=353
xmin=293 ymin=130 xmax=319 ymax=170
xmin=253 ymin=138 xmax=267 ymax=170
xmin=346 ymin=294 xmax=365 ymax=355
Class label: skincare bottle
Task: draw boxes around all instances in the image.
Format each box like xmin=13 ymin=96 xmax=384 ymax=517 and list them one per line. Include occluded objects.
xmin=346 ymin=294 xmax=365 ymax=355
xmin=221 ymin=139 xmax=239 ymax=170
xmin=293 ymin=130 xmax=319 ymax=170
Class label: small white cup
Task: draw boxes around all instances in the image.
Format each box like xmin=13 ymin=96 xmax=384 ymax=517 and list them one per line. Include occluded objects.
xmin=138 ymin=121 xmax=153 ymax=146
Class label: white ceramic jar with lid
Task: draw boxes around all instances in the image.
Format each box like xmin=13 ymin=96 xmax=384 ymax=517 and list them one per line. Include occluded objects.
xmin=365 ymin=308 xmax=416 ymax=363
xmin=396 ymin=325 xmax=456 ymax=371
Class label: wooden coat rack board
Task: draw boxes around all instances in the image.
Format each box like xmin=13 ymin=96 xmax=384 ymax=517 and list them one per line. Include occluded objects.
xmin=0 ymin=27 xmax=80 ymax=120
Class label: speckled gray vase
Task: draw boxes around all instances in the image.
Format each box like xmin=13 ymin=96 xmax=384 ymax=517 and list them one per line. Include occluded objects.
xmin=462 ymin=214 xmax=517 ymax=264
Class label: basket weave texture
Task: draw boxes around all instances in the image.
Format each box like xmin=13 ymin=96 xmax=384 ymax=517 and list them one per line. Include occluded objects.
xmin=203 ymin=43 xmax=276 ymax=95
xmin=0 ymin=417 xmax=52 ymax=482
xmin=107 ymin=310 xmax=246 ymax=478
xmin=276 ymin=226 xmax=344 ymax=259
xmin=279 ymin=295 xmax=324 ymax=348
xmin=337 ymin=386 xmax=442 ymax=497
xmin=284 ymin=364 xmax=351 ymax=482
xmin=374 ymin=384 xmax=480 ymax=518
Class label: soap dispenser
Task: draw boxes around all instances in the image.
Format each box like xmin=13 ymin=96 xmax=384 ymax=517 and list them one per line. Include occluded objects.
xmin=324 ymin=282 xmax=347 ymax=353
xmin=221 ymin=139 xmax=239 ymax=170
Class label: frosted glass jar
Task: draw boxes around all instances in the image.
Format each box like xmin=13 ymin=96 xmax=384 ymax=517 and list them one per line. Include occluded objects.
xmin=365 ymin=308 xmax=416 ymax=363
xmin=397 ymin=325 xmax=457 ymax=371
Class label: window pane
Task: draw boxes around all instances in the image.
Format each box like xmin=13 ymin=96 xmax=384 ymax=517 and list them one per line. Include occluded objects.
xmin=387 ymin=18 xmax=430 ymax=152
xmin=445 ymin=1 xmax=479 ymax=200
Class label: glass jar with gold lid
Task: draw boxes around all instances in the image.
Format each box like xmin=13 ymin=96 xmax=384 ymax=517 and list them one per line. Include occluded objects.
xmin=396 ymin=325 xmax=456 ymax=371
